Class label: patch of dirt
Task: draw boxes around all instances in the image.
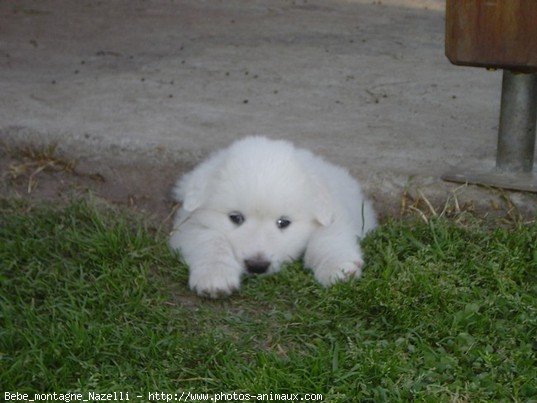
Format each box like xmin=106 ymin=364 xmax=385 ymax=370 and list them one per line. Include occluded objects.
xmin=0 ymin=142 xmax=183 ymax=228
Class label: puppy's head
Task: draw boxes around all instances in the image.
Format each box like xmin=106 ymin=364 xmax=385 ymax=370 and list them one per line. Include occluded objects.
xmin=177 ymin=137 xmax=334 ymax=275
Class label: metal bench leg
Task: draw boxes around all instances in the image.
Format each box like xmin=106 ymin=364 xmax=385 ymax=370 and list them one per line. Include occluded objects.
xmin=442 ymin=70 xmax=537 ymax=192
xmin=497 ymin=70 xmax=537 ymax=172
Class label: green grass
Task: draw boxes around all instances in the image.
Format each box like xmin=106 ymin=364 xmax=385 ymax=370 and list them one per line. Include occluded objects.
xmin=0 ymin=199 xmax=536 ymax=401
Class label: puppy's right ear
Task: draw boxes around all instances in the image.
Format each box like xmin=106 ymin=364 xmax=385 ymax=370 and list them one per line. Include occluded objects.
xmin=173 ymin=173 xmax=206 ymax=212
xmin=173 ymin=152 xmax=224 ymax=212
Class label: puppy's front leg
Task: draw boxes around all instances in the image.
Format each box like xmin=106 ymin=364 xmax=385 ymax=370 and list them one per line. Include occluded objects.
xmin=170 ymin=222 xmax=242 ymax=298
xmin=304 ymin=222 xmax=364 ymax=286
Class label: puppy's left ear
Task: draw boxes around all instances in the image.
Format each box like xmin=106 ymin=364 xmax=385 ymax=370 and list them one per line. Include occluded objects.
xmin=311 ymin=177 xmax=335 ymax=226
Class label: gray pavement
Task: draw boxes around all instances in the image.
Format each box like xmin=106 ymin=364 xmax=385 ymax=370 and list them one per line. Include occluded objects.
xmin=1 ymin=0 xmax=535 ymax=218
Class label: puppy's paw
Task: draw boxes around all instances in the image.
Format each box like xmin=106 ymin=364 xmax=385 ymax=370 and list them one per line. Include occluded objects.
xmin=314 ymin=260 xmax=363 ymax=286
xmin=189 ymin=266 xmax=241 ymax=298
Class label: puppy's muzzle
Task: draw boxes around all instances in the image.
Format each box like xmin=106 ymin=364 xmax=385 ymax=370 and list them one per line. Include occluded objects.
xmin=244 ymin=258 xmax=270 ymax=274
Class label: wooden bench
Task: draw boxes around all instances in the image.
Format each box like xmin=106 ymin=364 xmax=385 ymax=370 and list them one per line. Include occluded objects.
xmin=442 ymin=0 xmax=537 ymax=192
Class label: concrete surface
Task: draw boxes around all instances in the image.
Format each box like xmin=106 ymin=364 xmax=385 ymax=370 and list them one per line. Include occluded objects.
xmin=1 ymin=0 xmax=535 ymax=219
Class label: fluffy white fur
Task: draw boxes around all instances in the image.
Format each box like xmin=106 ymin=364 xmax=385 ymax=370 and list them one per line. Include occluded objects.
xmin=169 ymin=136 xmax=376 ymax=298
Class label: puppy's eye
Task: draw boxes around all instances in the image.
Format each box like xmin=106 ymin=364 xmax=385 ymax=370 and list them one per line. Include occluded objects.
xmin=229 ymin=212 xmax=245 ymax=226
xmin=276 ymin=216 xmax=291 ymax=229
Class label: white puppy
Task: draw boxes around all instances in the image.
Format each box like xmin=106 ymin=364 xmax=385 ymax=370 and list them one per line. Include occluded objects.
xmin=169 ymin=136 xmax=376 ymax=298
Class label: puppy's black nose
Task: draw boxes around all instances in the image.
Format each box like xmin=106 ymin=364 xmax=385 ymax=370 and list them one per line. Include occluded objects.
xmin=244 ymin=258 xmax=270 ymax=274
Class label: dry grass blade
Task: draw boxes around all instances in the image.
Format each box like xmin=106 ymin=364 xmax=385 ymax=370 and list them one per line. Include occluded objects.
xmin=7 ymin=162 xmax=32 ymax=179
xmin=408 ymin=205 xmax=429 ymax=223
xmin=27 ymin=163 xmax=54 ymax=193
xmin=439 ymin=184 xmax=466 ymax=217
xmin=418 ymin=190 xmax=437 ymax=217
xmin=399 ymin=188 xmax=408 ymax=218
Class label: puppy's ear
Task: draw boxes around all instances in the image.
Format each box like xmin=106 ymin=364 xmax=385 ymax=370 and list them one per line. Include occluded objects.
xmin=173 ymin=152 xmax=224 ymax=212
xmin=175 ymin=173 xmax=206 ymax=212
xmin=311 ymin=177 xmax=335 ymax=226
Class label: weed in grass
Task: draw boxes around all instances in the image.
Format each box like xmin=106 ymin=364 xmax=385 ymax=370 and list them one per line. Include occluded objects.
xmin=0 ymin=198 xmax=535 ymax=401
